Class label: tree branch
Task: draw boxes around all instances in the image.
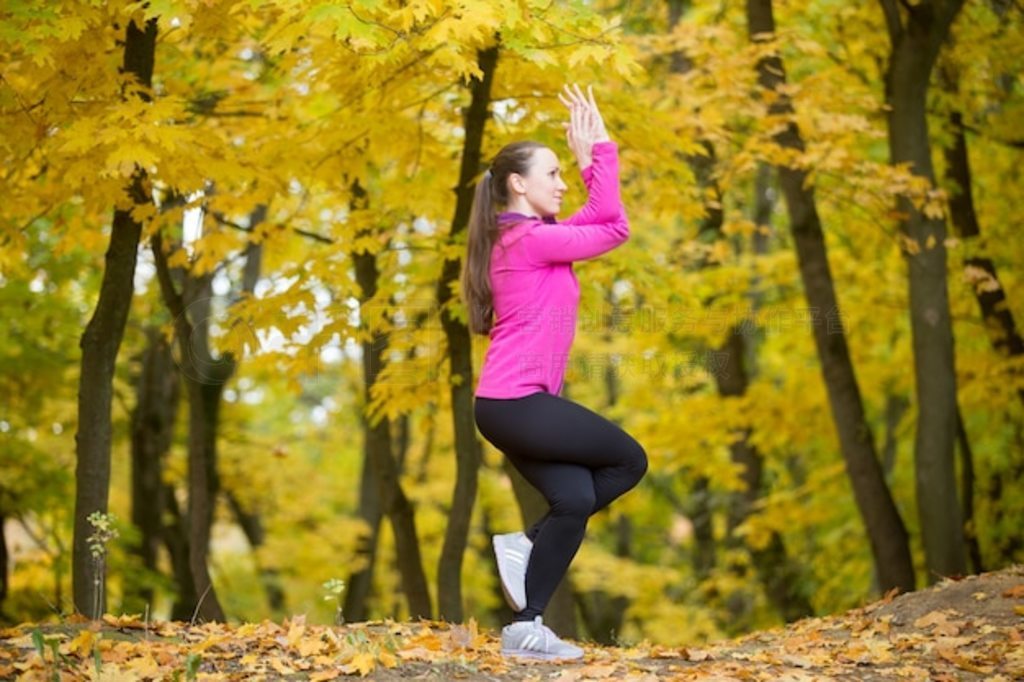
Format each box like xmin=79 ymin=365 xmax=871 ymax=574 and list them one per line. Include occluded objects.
xmin=879 ymin=0 xmax=903 ymax=45
xmin=961 ymin=122 xmax=1024 ymax=149
xmin=150 ymin=231 xmax=195 ymax=371
xmin=210 ymin=212 xmax=335 ymax=244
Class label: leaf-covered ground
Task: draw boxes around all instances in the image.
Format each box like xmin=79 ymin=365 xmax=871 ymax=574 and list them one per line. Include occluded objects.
xmin=3 ymin=566 xmax=1021 ymax=681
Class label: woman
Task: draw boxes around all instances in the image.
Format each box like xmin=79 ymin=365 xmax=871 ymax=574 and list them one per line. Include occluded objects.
xmin=462 ymin=84 xmax=648 ymax=661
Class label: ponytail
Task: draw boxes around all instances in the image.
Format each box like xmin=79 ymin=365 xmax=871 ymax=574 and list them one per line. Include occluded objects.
xmin=461 ymin=140 xmax=547 ymax=336
xmin=462 ymin=172 xmax=498 ymax=334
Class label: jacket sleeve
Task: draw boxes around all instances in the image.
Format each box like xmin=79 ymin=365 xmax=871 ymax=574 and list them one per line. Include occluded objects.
xmin=523 ymin=141 xmax=630 ymax=264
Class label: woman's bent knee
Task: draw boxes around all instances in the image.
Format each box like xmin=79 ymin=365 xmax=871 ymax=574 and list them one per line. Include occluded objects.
xmin=629 ymin=441 xmax=648 ymax=481
xmin=551 ymin=489 xmax=597 ymax=519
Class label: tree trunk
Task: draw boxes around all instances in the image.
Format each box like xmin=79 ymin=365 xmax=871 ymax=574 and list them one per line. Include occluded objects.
xmin=163 ymin=484 xmax=198 ymax=621
xmin=0 ymin=513 xmax=8 ymax=619
xmin=351 ymin=180 xmax=432 ymax=619
xmin=343 ymin=448 xmax=384 ymax=622
xmin=666 ymin=0 xmax=724 ymax=585
xmin=151 ymin=234 xmax=225 ymax=622
xmin=129 ymin=327 xmax=180 ymax=610
xmin=575 ymin=515 xmax=631 ymax=644
xmin=72 ymin=17 xmax=157 ymax=617
xmin=152 ymin=204 xmax=264 ymax=622
xmin=879 ymin=0 xmax=968 ymax=581
xmin=183 ymin=274 xmax=229 ymax=621
xmin=226 ymin=492 xmax=286 ymax=613
xmin=747 ymin=0 xmax=916 ymax=593
xmin=881 ymin=392 xmax=910 ymax=477
xmin=942 ymin=87 xmax=1024 ymax=563
xmin=955 ymin=409 xmax=983 ymax=573
xmin=941 ymin=62 xmax=1024 ymax=400
xmin=436 ymin=44 xmax=499 ymax=622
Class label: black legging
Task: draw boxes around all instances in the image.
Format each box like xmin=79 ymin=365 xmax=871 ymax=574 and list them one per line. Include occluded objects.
xmin=474 ymin=391 xmax=648 ymax=620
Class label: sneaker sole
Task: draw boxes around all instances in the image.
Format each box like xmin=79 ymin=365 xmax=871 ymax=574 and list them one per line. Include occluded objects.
xmin=493 ymin=535 xmax=527 ymax=612
xmin=500 ymin=648 xmax=583 ymax=661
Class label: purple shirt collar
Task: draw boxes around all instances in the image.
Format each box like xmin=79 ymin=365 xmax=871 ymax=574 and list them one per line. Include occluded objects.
xmin=498 ymin=211 xmax=557 ymax=224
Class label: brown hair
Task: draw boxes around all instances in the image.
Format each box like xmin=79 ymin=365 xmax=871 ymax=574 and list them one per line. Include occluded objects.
xmin=461 ymin=140 xmax=548 ymax=335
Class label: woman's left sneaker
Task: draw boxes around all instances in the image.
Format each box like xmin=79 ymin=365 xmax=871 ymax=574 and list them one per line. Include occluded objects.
xmin=492 ymin=531 xmax=532 ymax=612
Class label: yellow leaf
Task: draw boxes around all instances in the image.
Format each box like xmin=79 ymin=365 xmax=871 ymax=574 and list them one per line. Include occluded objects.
xmin=269 ymin=657 xmax=297 ymax=675
xmin=298 ymin=636 xmax=326 ymax=657
xmin=286 ymin=619 xmax=306 ymax=649
xmin=190 ymin=634 xmax=230 ymax=653
xmin=101 ymin=614 xmax=145 ymax=629
xmin=126 ymin=652 xmax=165 ymax=677
xmin=343 ymin=651 xmax=376 ymax=676
xmin=65 ymin=629 xmax=95 ymax=656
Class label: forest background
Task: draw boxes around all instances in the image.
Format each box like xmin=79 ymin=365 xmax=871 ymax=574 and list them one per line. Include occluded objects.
xmin=1 ymin=0 xmax=1021 ymax=648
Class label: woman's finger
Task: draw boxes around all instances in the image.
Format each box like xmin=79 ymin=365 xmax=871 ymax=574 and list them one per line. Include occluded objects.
xmin=565 ymin=82 xmax=587 ymax=107
xmin=573 ymin=83 xmax=589 ymax=110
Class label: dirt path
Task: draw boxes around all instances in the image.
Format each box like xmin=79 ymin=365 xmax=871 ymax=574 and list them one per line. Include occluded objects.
xmin=2 ymin=566 xmax=1021 ymax=680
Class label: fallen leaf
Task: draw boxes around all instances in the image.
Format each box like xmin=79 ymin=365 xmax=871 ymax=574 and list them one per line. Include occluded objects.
xmin=102 ymin=614 xmax=145 ymax=629
xmin=396 ymin=646 xmax=438 ymax=661
xmin=1002 ymin=585 xmax=1024 ymax=599
xmin=269 ymin=656 xmax=297 ymax=675
xmin=914 ymin=610 xmax=951 ymax=629
xmin=65 ymin=629 xmax=96 ymax=656
xmin=575 ymin=663 xmax=620 ymax=678
xmin=125 ymin=652 xmax=164 ymax=677
xmin=342 ymin=651 xmax=376 ymax=676
xmin=298 ymin=636 xmax=326 ymax=657
xmin=684 ymin=648 xmax=713 ymax=662
xmin=880 ymin=587 xmax=900 ymax=604
xmin=972 ymin=592 xmax=989 ymax=601
xmin=379 ymin=650 xmax=398 ymax=668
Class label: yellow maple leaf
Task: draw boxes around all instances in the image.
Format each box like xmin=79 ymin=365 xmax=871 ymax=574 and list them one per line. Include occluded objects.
xmin=125 ymin=652 xmax=164 ymax=677
xmin=269 ymin=656 xmax=297 ymax=675
xmin=298 ymin=636 xmax=326 ymax=657
xmin=65 ymin=629 xmax=96 ymax=657
xmin=378 ymin=650 xmax=398 ymax=668
xmin=286 ymin=620 xmax=307 ymax=649
xmin=343 ymin=651 xmax=376 ymax=676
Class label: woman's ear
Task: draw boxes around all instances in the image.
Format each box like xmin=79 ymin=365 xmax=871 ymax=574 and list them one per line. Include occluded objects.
xmin=508 ymin=172 xmax=526 ymax=196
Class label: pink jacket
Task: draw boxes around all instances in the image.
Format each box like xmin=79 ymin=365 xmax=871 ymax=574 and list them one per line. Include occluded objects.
xmin=474 ymin=141 xmax=629 ymax=399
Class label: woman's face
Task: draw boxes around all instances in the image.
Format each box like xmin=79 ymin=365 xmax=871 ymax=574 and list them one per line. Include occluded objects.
xmin=510 ymin=147 xmax=568 ymax=218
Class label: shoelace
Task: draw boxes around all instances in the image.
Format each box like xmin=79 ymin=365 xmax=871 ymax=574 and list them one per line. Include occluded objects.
xmin=515 ymin=617 xmax=551 ymax=652
xmin=532 ymin=617 xmax=551 ymax=650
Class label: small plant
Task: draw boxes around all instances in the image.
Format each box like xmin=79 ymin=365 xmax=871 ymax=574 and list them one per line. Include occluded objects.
xmin=322 ymin=578 xmax=346 ymax=625
xmin=185 ymin=652 xmax=202 ymax=681
xmin=87 ymin=510 xmax=120 ymax=620
xmin=31 ymin=627 xmax=64 ymax=682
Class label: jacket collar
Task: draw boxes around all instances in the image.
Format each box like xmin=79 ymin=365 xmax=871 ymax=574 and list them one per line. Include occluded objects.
xmin=498 ymin=211 xmax=557 ymax=224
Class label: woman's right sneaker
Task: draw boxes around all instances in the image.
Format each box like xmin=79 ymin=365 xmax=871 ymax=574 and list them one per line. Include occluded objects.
xmin=492 ymin=531 xmax=532 ymax=612
xmin=500 ymin=616 xmax=584 ymax=661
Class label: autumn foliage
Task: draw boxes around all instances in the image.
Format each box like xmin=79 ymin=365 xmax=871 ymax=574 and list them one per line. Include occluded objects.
xmin=1 ymin=0 xmax=1022 ymax=665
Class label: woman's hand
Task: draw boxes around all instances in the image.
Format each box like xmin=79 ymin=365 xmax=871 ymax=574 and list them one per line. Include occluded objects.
xmin=558 ymin=83 xmax=610 ymax=170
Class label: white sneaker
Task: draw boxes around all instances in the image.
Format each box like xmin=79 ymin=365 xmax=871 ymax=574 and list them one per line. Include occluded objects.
xmin=493 ymin=531 xmax=532 ymax=612
xmin=500 ymin=616 xmax=584 ymax=661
